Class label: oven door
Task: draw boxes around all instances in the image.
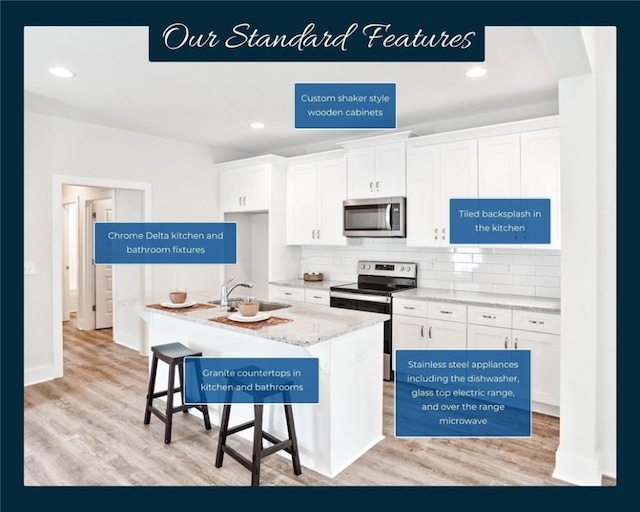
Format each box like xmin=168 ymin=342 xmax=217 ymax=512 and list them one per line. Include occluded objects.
xmin=330 ymin=292 xmax=393 ymax=380
xmin=343 ymin=197 xmax=405 ymax=238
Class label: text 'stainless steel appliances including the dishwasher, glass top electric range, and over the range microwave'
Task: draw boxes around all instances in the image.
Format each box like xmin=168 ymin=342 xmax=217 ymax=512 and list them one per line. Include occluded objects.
xmin=343 ymin=197 xmax=406 ymax=238
xmin=330 ymin=261 xmax=418 ymax=380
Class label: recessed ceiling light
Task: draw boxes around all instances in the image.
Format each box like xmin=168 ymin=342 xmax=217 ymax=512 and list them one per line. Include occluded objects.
xmin=250 ymin=121 xmax=266 ymax=129
xmin=48 ymin=66 xmax=75 ymax=78
xmin=465 ymin=66 xmax=488 ymax=79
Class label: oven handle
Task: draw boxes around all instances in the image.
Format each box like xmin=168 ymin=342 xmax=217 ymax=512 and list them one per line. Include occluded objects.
xmin=330 ymin=291 xmax=391 ymax=304
xmin=385 ymin=204 xmax=392 ymax=230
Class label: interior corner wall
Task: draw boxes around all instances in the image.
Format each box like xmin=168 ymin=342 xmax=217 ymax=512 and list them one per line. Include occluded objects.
xmin=24 ymin=112 xmax=222 ymax=385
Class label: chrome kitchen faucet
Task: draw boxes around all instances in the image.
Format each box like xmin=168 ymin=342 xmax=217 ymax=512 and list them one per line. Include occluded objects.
xmin=220 ymin=276 xmax=253 ymax=309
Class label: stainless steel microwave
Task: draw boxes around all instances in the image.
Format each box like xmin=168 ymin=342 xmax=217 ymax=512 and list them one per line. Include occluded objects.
xmin=343 ymin=197 xmax=406 ymax=238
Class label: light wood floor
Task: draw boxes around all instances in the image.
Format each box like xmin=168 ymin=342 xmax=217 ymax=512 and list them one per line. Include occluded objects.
xmin=23 ymin=318 xmax=591 ymax=486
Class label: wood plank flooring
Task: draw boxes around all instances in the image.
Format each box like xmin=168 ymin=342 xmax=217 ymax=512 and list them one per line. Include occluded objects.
xmin=23 ymin=318 xmax=603 ymax=486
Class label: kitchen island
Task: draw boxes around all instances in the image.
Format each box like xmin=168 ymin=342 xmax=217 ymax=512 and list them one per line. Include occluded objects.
xmin=129 ymin=294 xmax=387 ymax=478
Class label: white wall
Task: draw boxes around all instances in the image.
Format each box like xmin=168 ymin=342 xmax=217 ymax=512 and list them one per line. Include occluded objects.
xmin=24 ymin=111 xmax=223 ymax=384
xmin=553 ymin=27 xmax=616 ymax=485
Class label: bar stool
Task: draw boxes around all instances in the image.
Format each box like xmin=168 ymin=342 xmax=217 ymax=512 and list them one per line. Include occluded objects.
xmin=215 ymin=370 xmax=302 ymax=486
xmin=144 ymin=342 xmax=211 ymax=444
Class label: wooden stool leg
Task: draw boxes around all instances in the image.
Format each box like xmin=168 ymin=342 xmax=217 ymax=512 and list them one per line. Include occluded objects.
xmin=284 ymin=404 xmax=302 ymax=476
xmin=164 ymin=362 xmax=176 ymax=444
xmin=144 ymin=354 xmax=159 ymax=424
xmin=177 ymin=360 xmax=189 ymax=414
xmin=251 ymin=405 xmax=264 ymax=487
xmin=215 ymin=404 xmax=232 ymax=467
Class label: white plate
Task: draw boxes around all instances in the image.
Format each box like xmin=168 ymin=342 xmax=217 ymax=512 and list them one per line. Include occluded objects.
xmin=160 ymin=300 xmax=197 ymax=309
xmin=228 ymin=312 xmax=271 ymax=323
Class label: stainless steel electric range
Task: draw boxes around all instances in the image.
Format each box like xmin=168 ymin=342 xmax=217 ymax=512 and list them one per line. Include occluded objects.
xmin=329 ymin=261 xmax=418 ymax=380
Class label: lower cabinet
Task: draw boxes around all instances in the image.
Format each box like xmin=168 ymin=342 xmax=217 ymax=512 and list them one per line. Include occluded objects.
xmin=269 ymin=285 xmax=330 ymax=307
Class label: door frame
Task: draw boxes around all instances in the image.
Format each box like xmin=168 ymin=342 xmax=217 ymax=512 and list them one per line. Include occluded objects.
xmin=52 ymin=175 xmax=152 ymax=379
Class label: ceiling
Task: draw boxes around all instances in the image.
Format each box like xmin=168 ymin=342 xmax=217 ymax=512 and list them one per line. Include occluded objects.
xmin=24 ymin=26 xmax=562 ymax=158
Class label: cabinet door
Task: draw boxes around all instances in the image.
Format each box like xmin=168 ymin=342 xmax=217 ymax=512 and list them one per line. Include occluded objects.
xmin=346 ymin=147 xmax=375 ymax=198
xmin=374 ymin=142 xmax=406 ymax=197
xmin=478 ymin=134 xmax=521 ymax=197
xmin=392 ymin=315 xmax=427 ymax=369
xmin=317 ymin=158 xmax=347 ymax=245
xmin=406 ymin=145 xmax=441 ymax=246
xmin=520 ymin=128 xmax=561 ymax=249
xmin=513 ymin=329 xmax=560 ymax=407
xmin=220 ymin=169 xmax=242 ymax=213
xmin=287 ymin=163 xmax=319 ymax=244
xmin=425 ymin=319 xmax=467 ymax=349
xmin=440 ymin=140 xmax=478 ymax=245
xmin=467 ymin=324 xmax=511 ymax=349
xmin=243 ymin=165 xmax=270 ymax=211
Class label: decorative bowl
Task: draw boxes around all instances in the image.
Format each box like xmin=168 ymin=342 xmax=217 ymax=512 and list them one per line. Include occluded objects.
xmin=169 ymin=291 xmax=188 ymax=304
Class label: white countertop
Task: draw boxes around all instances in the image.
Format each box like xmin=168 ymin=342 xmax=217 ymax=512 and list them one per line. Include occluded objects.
xmin=395 ymin=288 xmax=560 ymax=313
xmin=128 ymin=293 xmax=388 ymax=347
xmin=269 ymin=279 xmax=351 ymax=290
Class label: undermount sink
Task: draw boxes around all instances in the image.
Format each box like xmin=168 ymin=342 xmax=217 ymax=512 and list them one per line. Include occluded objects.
xmin=207 ymin=299 xmax=292 ymax=312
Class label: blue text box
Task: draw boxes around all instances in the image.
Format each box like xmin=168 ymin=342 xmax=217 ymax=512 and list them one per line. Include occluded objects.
xmin=184 ymin=358 xmax=319 ymax=404
xmin=395 ymin=350 xmax=531 ymax=437
xmin=295 ymin=83 xmax=396 ymax=129
xmin=94 ymin=222 xmax=237 ymax=264
xmin=450 ymin=198 xmax=551 ymax=244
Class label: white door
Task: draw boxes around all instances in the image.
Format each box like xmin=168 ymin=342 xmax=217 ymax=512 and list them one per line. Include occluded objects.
xmin=374 ymin=142 xmax=406 ymax=197
xmin=513 ymin=329 xmax=560 ymax=406
xmin=317 ymin=158 xmax=347 ymax=245
xmin=62 ymin=202 xmax=79 ymax=321
xmin=347 ymin=147 xmax=375 ymax=198
xmin=392 ymin=315 xmax=427 ymax=370
xmin=287 ymin=162 xmax=318 ymax=244
xmin=440 ymin=140 xmax=478 ymax=246
xmin=220 ymin=169 xmax=241 ymax=213
xmin=478 ymin=134 xmax=521 ymax=197
xmin=243 ymin=165 xmax=270 ymax=211
xmin=407 ymin=144 xmax=440 ymax=246
xmin=520 ymin=128 xmax=561 ymax=248
xmin=467 ymin=324 xmax=512 ymax=349
xmin=93 ymin=199 xmax=113 ymax=329
xmin=425 ymin=319 xmax=467 ymax=348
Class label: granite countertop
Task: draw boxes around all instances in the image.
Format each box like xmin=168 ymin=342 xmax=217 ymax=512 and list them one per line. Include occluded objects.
xmin=127 ymin=293 xmax=387 ymax=347
xmin=269 ymin=279 xmax=351 ymax=290
xmin=395 ymin=288 xmax=560 ymax=314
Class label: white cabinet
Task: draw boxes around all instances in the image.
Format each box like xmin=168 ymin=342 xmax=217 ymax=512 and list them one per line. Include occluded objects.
xmin=426 ymin=319 xmax=467 ymax=349
xmin=392 ymin=315 xmax=427 ymax=351
xmin=406 ymin=140 xmax=478 ymax=246
xmin=346 ymin=142 xmax=406 ymax=198
xmin=270 ymin=285 xmax=331 ymax=307
xmin=467 ymin=305 xmax=560 ymax=409
xmin=305 ymin=289 xmax=330 ymax=306
xmin=478 ymin=128 xmax=561 ymax=248
xmin=220 ymin=164 xmax=270 ymax=213
xmin=287 ymin=154 xmax=347 ymax=246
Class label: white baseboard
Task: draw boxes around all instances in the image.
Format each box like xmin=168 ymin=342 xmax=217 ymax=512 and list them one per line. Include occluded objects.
xmin=24 ymin=364 xmax=59 ymax=386
xmin=553 ymin=446 xmax=602 ymax=485
xmin=598 ymin=449 xmax=617 ymax=479
xmin=113 ymin=330 xmax=140 ymax=351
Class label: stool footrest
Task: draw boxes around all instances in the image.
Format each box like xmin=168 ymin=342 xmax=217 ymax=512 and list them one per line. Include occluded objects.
xmin=261 ymin=439 xmax=292 ymax=458
xmin=148 ymin=406 xmax=167 ymax=423
xmin=226 ymin=420 xmax=255 ymax=436
xmin=222 ymin=446 xmax=253 ymax=472
xmin=151 ymin=386 xmax=183 ymax=399
xmin=261 ymin=431 xmax=293 ymax=456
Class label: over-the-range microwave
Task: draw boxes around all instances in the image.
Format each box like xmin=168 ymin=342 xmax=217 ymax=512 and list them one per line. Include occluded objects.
xmin=343 ymin=197 xmax=406 ymax=238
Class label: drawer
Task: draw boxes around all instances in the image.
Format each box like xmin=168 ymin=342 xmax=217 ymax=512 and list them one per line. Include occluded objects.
xmin=467 ymin=306 xmax=512 ymax=329
xmin=305 ymin=289 xmax=330 ymax=306
xmin=427 ymin=301 xmax=467 ymax=323
xmin=271 ymin=286 xmax=305 ymax=303
xmin=393 ymin=299 xmax=428 ymax=318
xmin=512 ymin=309 xmax=560 ymax=335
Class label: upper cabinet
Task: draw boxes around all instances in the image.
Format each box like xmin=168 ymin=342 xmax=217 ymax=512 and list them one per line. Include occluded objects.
xmin=287 ymin=151 xmax=347 ymax=246
xmin=339 ymin=132 xmax=413 ymax=199
xmin=407 ymin=117 xmax=561 ymax=249
xmin=219 ymin=162 xmax=272 ymax=213
xmin=407 ymin=140 xmax=478 ymax=247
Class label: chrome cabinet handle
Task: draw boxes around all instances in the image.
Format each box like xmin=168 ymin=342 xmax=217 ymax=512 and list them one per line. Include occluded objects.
xmin=238 ymin=196 xmax=242 ymax=206
xmin=515 ymin=338 xmax=519 ymax=349
xmin=440 ymin=310 xmax=452 ymax=315
xmin=317 ymin=229 xmax=320 ymax=239
xmin=421 ymin=325 xmax=424 ymax=338
xmin=434 ymin=228 xmax=438 ymax=240
xmin=284 ymin=292 xmax=293 ymax=296
xmin=529 ymin=320 xmax=544 ymax=325
xmin=504 ymin=337 xmax=508 ymax=349
xmin=442 ymin=227 xmax=446 ymax=240
xmin=312 ymin=229 xmax=316 ymax=239
xmin=482 ymin=315 xmax=496 ymax=319
xmin=376 ymin=181 xmax=379 ymax=191
xmin=244 ymin=197 xmax=247 ymax=205
xmin=403 ymin=306 xmax=416 ymax=310
xmin=428 ymin=326 xmax=432 ymax=339
xmin=369 ymin=181 xmax=373 ymax=192
xmin=312 ymin=295 xmax=322 ymax=299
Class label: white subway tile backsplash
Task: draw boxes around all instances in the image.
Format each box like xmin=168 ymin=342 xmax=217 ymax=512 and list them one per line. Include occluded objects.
xmin=300 ymin=240 xmax=560 ymax=299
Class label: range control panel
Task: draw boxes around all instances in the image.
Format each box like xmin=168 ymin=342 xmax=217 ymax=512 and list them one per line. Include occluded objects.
xmin=357 ymin=261 xmax=417 ymax=278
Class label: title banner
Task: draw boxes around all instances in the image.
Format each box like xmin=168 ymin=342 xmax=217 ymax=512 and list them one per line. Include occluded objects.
xmin=149 ymin=3 xmax=484 ymax=62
